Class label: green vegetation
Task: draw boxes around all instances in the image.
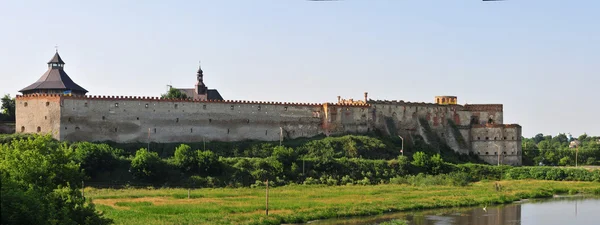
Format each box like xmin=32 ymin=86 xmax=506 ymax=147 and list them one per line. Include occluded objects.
xmin=160 ymin=87 xmax=188 ymax=99
xmin=1 ymin=132 xmax=599 ymax=225
xmin=0 ymin=135 xmax=112 ymax=225
xmin=85 ymin=180 xmax=600 ymax=225
xmin=522 ymin=133 xmax=600 ymax=166
xmin=0 ymin=94 xmax=15 ymax=122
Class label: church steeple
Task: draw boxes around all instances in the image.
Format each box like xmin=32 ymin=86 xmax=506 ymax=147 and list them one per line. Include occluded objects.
xmin=195 ymin=61 xmax=208 ymax=95
xmin=197 ymin=61 xmax=204 ymax=84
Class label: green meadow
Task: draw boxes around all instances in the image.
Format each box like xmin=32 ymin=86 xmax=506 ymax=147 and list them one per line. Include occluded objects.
xmin=88 ymin=180 xmax=600 ymax=225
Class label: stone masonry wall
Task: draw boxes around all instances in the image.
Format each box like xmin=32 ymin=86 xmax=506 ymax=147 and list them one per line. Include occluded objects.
xmin=15 ymin=95 xmax=62 ymax=140
xmin=470 ymin=124 xmax=522 ymax=166
xmin=15 ymin=95 xmax=521 ymax=165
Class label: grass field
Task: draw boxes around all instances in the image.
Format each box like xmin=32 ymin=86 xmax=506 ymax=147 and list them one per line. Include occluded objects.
xmin=87 ymin=180 xmax=600 ymax=225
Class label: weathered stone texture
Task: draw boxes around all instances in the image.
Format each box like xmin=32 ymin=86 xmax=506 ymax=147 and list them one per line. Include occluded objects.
xmin=15 ymin=95 xmax=522 ymax=165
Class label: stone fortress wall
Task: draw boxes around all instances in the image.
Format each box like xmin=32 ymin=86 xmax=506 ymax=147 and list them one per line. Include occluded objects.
xmin=15 ymin=94 xmax=521 ymax=165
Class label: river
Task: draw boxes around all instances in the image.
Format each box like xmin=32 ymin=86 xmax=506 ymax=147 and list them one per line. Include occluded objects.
xmin=306 ymin=196 xmax=600 ymax=225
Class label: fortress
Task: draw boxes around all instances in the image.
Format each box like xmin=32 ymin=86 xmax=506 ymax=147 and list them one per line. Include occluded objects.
xmin=15 ymin=52 xmax=522 ymax=165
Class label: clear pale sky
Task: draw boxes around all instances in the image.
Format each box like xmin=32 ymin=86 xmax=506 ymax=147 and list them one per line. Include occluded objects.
xmin=1 ymin=0 xmax=598 ymax=137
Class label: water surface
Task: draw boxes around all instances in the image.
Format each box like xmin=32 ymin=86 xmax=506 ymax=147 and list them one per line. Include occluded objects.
xmin=306 ymin=196 xmax=600 ymax=225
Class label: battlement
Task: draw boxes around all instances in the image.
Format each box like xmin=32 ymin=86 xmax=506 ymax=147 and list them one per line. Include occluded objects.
xmin=367 ymin=99 xmax=457 ymax=107
xmin=15 ymin=94 xmax=370 ymax=107
xmin=471 ymin=124 xmax=521 ymax=129
xmin=462 ymin=104 xmax=503 ymax=112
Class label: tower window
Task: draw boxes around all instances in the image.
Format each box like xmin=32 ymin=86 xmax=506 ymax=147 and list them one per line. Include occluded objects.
xmin=203 ymin=105 xmax=207 ymax=110
xmin=209 ymin=119 xmax=212 ymax=123
xmin=265 ymin=130 xmax=268 ymax=136
xmin=102 ymin=116 xmax=106 ymax=120
xmin=504 ymin=137 xmax=507 ymax=140
xmin=136 ymin=117 xmax=139 ymax=120
xmin=485 ymin=137 xmax=489 ymax=140
xmin=24 ymin=102 xmax=28 ymax=107
xmin=154 ymin=128 xmax=157 ymax=133
xmin=37 ymin=127 xmax=41 ymax=133
xmin=227 ymin=129 xmax=230 ymax=134
xmin=84 ymin=103 xmax=88 ymax=107
xmin=284 ymin=106 xmax=288 ymax=111
xmin=176 ymin=118 xmax=179 ymax=123
xmin=45 ymin=116 xmax=47 ymax=120
xmin=258 ymin=105 xmax=261 ymax=111
xmin=114 ymin=128 xmax=118 ymax=132
xmin=231 ymin=105 xmax=234 ymax=110
xmin=46 ymin=102 xmax=50 ymax=106
xmin=21 ymin=126 xmax=25 ymax=132
xmin=174 ymin=104 xmax=178 ymax=109
xmin=190 ymin=128 xmax=193 ymax=133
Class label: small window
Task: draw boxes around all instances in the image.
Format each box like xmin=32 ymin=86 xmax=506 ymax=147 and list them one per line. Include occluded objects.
xmin=136 ymin=117 xmax=139 ymax=120
xmin=65 ymin=127 xmax=67 ymax=130
xmin=227 ymin=129 xmax=230 ymax=134
xmin=174 ymin=104 xmax=178 ymax=109
xmin=24 ymin=102 xmax=28 ymax=107
xmin=441 ymin=133 xmax=444 ymax=137
xmin=44 ymin=116 xmax=47 ymax=120
xmin=145 ymin=104 xmax=149 ymax=108
xmin=102 ymin=116 xmax=106 ymax=120
xmin=494 ymin=137 xmax=497 ymax=140
xmin=75 ymin=127 xmax=80 ymax=130
xmin=68 ymin=117 xmax=72 ymax=123
xmin=154 ymin=128 xmax=157 ymax=133
xmin=247 ymin=119 xmax=250 ymax=123
xmin=115 ymin=103 xmax=119 ymax=107
xmin=190 ymin=128 xmax=193 ymax=133
xmin=494 ymin=152 xmax=497 ymax=155
xmin=21 ymin=126 xmax=25 ymax=132
xmin=284 ymin=106 xmax=288 ymax=111
xmin=504 ymin=137 xmax=507 ymax=140
xmin=176 ymin=118 xmax=179 ymax=123
xmin=512 ymin=137 xmax=515 ymax=140
xmin=258 ymin=105 xmax=261 ymax=111
xmin=477 ymin=137 xmax=481 ymax=140
xmin=265 ymin=130 xmax=268 ymax=136
xmin=209 ymin=119 xmax=212 ymax=123
xmin=46 ymin=102 xmax=50 ymax=106
xmin=486 ymin=152 xmax=489 ymax=155
xmin=37 ymin=127 xmax=41 ymax=133
xmin=203 ymin=105 xmax=207 ymax=110
xmin=114 ymin=128 xmax=118 ymax=132
xmin=84 ymin=102 xmax=88 ymax=107
xmin=485 ymin=137 xmax=489 ymax=140
xmin=231 ymin=105 xmax=234 ymax=110
xmin=503 ymin=152 xmax=506 ymax=155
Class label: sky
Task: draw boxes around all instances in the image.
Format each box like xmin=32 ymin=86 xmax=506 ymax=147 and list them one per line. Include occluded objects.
xmin=0 ymin=0 xmax=598 ymax=138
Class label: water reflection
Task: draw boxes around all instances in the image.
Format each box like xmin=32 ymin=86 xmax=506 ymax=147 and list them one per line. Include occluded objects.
xmin=306 ymin=196 xmax=600 ymax=225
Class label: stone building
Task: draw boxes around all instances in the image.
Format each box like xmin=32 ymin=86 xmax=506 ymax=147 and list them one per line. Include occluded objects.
xmin=16 ymin=52 xmax=523 ymax=165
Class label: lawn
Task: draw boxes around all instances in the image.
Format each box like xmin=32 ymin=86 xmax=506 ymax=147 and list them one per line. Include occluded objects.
xmin=87 ymin=180 xmax=600 ymax=225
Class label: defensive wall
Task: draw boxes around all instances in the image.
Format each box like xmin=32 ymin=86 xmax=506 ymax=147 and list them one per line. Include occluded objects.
xmin=15 ymin=94 xmax=370 ymax=143
xmin=15 ymin=94 xmax=522 ymax=165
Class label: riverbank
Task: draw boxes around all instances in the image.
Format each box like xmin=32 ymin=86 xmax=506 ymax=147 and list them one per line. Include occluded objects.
xmin=87 ymin=180 xmax=600 ymax=225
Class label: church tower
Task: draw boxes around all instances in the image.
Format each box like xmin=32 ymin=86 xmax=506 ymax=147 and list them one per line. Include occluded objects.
xmin=195 ymin=62 xmax=208 ymax=95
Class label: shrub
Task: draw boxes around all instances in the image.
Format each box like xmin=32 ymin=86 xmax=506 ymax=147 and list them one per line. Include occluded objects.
xmin=173 ymin=144 xmax=197 ymax=172
xmin=131 ymin=148 xmax=165 ymax=182
xmin=72 ymin=142 xmax=123 ymax=177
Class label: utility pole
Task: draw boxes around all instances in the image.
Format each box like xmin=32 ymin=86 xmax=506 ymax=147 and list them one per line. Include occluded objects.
xmin=203 ymin=137 xmax=206 ymax=151
xmin=265 ymin=179 xmax=269 ymax=216
xmin=576 ymin=146 xmax=579 ymax=167
xmin=82 ymin=181 xmax=85 ymax=199
xmin=279 ymin=127 xmax=283 ymax=146
xmin=147 ymin=128 xmax=150 ymax=151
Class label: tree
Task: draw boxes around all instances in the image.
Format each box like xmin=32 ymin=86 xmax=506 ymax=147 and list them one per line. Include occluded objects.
xmin=1 ymin=94 xmax=15 ymax=121
xmin=0 ymin=134 xmax=112 ymax=225
xmin=73 ymin=142 xmax=123 ymax=177
xmin=161 ymin=87 xmax=188 ymax=99
xmin=173 ymin=144 xmax=197 ymax=172
xmin=197 ymin=150 xmax=219 ymax=175
xmin=131 ymin=148 xmax=164 ymax=181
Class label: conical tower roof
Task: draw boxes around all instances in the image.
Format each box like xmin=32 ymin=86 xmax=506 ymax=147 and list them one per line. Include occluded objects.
xmin=19 ymin=52 xmax=88 ymax=94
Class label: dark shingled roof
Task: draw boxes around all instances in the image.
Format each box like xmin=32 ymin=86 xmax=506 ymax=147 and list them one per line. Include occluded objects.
xmin=207 ymin=89 xmax=223 ymax=100
xmin=48 ymin=52 xmax=65 ymax=64
xmin=19 ymin=52 xmax=88 ymax=93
